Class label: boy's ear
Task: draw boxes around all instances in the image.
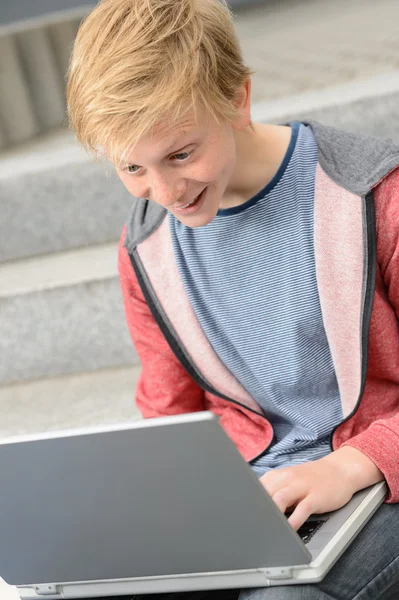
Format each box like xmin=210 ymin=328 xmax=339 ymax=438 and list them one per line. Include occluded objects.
xmin=231 ymin=77 xmax=252 ymax=131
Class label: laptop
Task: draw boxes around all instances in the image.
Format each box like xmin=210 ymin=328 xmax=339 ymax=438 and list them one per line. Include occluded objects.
xmin=0 ymin=411 xmax=386 ymax=599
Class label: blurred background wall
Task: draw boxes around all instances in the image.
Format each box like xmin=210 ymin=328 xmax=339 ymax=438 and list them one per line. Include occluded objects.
xmin=1 ymin=0 xmax=399 ymax=437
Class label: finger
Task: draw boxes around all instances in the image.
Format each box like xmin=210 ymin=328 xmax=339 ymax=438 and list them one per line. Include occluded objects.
xmin=260 ymin=469 xmax=292 ymax=497
xmin=271 ymin=486 xmax=303 ymax=515
xmin=287 ymin=498 xmax=314 ymax=531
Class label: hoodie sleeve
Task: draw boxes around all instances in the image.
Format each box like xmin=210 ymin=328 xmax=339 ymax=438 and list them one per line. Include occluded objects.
xmin=341 ymin=166 xmax=399 ymax=502
xmin=117 ymin=226 xmax=205 ymax=418
xmin=375 ymin=166 xmax=399 ymax=315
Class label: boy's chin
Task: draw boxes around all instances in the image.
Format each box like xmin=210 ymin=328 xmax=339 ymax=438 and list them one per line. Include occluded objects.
xmin=174 ymin=209 xmax=217 ymax=228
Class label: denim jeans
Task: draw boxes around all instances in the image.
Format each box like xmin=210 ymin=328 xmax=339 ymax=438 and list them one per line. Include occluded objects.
xmin=83 ymin=503 xmax=399 ymax=600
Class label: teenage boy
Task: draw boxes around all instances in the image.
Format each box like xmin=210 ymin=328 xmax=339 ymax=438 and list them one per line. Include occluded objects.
xmin=67 ymin=0 xmax=399 ymax=598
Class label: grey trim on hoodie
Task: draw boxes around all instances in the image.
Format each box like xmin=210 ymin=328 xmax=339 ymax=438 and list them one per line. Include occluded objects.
xmin=124 ymin=120 xmax=399 ymax=251
xmin=125 ymin=196 xmax=166 ymax=254
xmin=305 ymin=120 xmax=399 ymax=196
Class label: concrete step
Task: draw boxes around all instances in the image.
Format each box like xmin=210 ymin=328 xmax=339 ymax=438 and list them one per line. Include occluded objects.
xmin=252 ymin=71 xmax=399 ymax=145
xmin=0 ymin=1 xmax=95 ymax=26
xmin=0 ymin=242 xmax=139 ymax=385
xmin=0 ymin=35 xmax=40 ymax=149
xmin=0 ymin=365 xmax=142 ymax=440
xmin=0 ymin=6 xmax=89 ymax=151
xmin=0 ymin=129 xmax=133 ymax=263
xmin=14 ymin=27 xmax=66 ymax=131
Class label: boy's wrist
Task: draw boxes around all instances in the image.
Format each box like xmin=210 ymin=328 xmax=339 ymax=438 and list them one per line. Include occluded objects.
xmin=322 ymin=445 xmax=384 ymax=494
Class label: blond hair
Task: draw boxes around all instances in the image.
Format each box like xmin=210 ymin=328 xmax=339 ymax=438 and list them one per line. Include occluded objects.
xmin=67 ymin=0 xmax=253 ymax=163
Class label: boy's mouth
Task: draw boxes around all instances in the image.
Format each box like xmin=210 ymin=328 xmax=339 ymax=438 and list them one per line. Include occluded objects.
xmin=173 ymin=187 xmax=207 ymax=214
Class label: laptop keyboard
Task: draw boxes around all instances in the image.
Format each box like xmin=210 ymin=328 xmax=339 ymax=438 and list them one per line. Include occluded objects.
xmin=297 ymin=519 xmax=326 ymax=544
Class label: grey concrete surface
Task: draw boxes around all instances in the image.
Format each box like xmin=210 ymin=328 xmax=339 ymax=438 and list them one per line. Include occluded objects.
xmin=0 ymin=127 xmax=87 ymax=177
xmin=0 ymin=263 xmax=138 ymax=385
xmin=0 ymin=365 xmax=141 ymax=439
xmin=237 ymin=0 xmax=399 ymax=104
xmin=0 ymin=158 xmax=133 ymax=263
xmin=0 ymin=0 xmax=260 ymax=26
xmin=0 ymin=11 xmax=81 ymax=150
xmin=251 ymin=71 xmax=399 ymax=125
xmin=281 ymin=90 xmax=399 ymax=144
xmin=257 ymin=87 xmax=399 ymax=145
xmin=0 ymin=1 xmax=94 ymax=26
xmin=0 ymin=35 xmax=39 ymax=146
xmin=15 ymin=28 xmax=66 ymax=130
xmin=0 ymin=240 xmax=117 ymax=296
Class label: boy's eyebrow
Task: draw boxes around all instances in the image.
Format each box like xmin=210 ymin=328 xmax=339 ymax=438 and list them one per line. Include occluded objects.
xmin=166 ymin=142 xmax=192 ymax=155
xmin=164 ymin=130 xmax=192 ymax=153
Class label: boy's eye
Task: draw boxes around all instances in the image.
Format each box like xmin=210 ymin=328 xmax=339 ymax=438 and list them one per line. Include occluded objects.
xmin=126 ymin=164 xmax=140 ymax=174
xmin=124 ymin=150 xmax=192 ymax=174
xmin=172 ymin=151 xmax=191 ymax=161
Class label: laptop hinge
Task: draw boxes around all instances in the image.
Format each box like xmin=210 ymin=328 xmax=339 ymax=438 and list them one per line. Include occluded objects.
xmin=259 ymin=566 xmax=293 ymax=580
xmin=33 ymin=584 xmax=62 ymax=597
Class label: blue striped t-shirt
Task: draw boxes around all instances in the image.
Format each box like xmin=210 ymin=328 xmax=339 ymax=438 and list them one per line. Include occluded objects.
xmin=169 ymin=123 xmax=343 ymax=478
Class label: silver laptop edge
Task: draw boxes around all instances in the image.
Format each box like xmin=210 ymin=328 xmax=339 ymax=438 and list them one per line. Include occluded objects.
xmin=16 ymin=482 xmax=386 ymax=599
xmin=1 ymin=412 xmax=386 ymax=597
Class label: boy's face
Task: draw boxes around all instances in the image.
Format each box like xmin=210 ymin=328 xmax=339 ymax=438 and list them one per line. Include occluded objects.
xmin=116 ymin=103 xmax=248 ymax=228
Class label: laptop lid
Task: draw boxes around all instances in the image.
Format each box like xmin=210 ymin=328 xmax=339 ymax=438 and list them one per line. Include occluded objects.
xmin=0 ymin=412 xmax=310 ymax=589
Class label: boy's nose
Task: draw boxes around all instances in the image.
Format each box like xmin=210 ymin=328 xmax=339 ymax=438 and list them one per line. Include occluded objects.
xmin=149 ymin=176 xmax=187 ymax=208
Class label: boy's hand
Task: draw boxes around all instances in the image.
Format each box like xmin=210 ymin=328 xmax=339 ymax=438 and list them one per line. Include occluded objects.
xmin=259 ymin=446 xmax=384 ymax=531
